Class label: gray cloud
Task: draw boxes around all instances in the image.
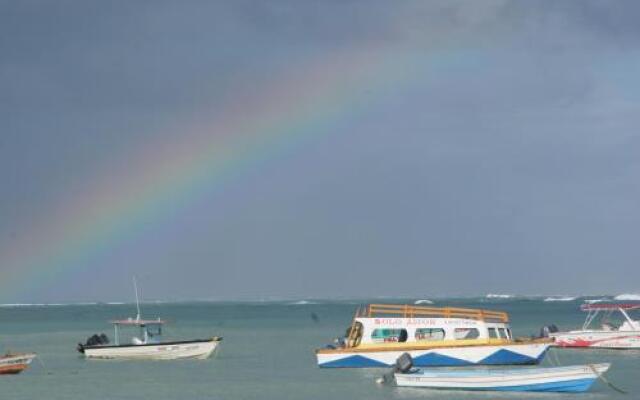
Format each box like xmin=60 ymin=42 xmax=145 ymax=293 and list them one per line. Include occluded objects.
xmin=1 ymin=0 xmax=639 ymax=302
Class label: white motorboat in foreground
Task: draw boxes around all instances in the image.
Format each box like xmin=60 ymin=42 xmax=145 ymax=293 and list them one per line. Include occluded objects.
xmin=395 ymin=363 xmax=610 ymax=392
xmin=546 ymin=303 xmax=640 ymax=349
xmin=77 ymin=278 xmax=221 ymax=360
xmin=392 ymin=353 xmax=611 ymax=393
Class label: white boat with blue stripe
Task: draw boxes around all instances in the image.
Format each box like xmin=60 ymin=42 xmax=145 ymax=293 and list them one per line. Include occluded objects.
xmin=395 ymin=362 xmax=610 ymax=392
xmin=316 ymin=304 xmax=551 ymax=368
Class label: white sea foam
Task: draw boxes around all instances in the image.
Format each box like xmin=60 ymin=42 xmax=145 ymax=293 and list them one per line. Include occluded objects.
xmin=485 ymin=293 xmax=514 ymax=299
xmin=614 ymin=294 xmax=640 ymax=301
xmin=0 ymin=302 xmax=67 ymax=307
xmin=0 ymin=301 xmax=106 ymax=307
xmin=288 ymin=300 xmax=318 ymax=305
xmin=414 ymin=299 xmax=434 ymax=305
xmin=543 ymin=296 xmax=577 ymax=302
xmin=583 ymin=298 xmax=608 ymax=304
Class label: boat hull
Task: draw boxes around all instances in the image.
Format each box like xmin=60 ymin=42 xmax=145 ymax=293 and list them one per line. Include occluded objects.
xmin=0 ymin=353 xmax=36 ymax=375
xmin=394 ymin=363 xmax=610 ymax=393
xmin=552 ymin=331 xmax=640 ymax=349
xmin=82 ymin=338 xmax=221 ymax=360
xmin=316 ymin=342 xmax=550 ymax=368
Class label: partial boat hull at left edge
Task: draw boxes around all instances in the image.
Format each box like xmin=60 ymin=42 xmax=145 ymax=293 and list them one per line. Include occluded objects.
xmin=0 ymin=353 xmax=37 ymax=375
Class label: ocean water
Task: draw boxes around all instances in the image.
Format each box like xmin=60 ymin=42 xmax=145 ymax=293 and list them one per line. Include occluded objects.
xmin=1 ymin=298 xmax=637 ymax=399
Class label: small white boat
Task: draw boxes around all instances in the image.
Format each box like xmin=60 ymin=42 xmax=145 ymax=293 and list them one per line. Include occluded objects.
xmin=0 ymin=353 xmax=37 ymax=375
xmin=394 ymin=362 xmax=611 ymax=392
xmin=546 ymin=303 xmax=640 ymax=349
xmin=77 ymin=318 xmax=221 ymax=360
xmin=77 ymin=279 xmax=221 ymax=360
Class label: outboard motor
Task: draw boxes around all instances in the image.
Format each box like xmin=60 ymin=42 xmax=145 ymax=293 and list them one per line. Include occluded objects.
xmin=394 ymin=352 xmax=414 ymax=373
xmin=377 ymin=353 xmax=415 ymax=385
xmin=99 ymin=333 xmax=109 ymax=344
xmin=539 ymin=324 xmax=559 ymax=338
xmin=77 ymin=333 xmax=110 ymax=353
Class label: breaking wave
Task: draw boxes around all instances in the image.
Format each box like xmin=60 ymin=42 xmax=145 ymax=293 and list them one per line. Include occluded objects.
xmin=544 ymin=296 xmax=577 ymax=302
xmin=614 ymin=294 xmax=640 ymax=301
xmin=485 ymin=293 xmax=514 ymax=299
xmin=287 ymin=300 xmax=319 ymax=305
xmin=583 ymin=298 xmax=609 ymax=304
xmin=0 ymin=302 xmax=95 ymax=307
xmin=414 ymin=299 xmax=434 ymax=305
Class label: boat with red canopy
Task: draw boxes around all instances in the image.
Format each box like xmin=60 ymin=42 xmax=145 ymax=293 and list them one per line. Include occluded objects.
xmin=546 ymin=303 xmax=640 ymax=349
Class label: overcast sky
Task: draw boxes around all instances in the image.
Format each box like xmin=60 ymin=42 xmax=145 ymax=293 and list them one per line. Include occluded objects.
xmin=1 ymin=1 xmax=639 ymax=303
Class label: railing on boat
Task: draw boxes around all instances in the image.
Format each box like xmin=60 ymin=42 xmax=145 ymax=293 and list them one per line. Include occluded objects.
xmin=359 ymin=304 xmax=509 ymax=322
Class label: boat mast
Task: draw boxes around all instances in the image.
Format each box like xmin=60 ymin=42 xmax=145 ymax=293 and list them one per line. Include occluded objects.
xmin=133 ymin=276 xmax=142 ymax=321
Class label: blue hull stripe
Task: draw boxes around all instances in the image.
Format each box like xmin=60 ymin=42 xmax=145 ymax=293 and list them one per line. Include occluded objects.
xmin=319 ymin=349 xmax=543 ymax=368
xmin=451 ymin=378 xmax=596 ymax=393
xmin=320 ymin=355 xmax=389 ymax=368
xmin=478 ymin=349 xmax=538 ymax=365
xmin=412 ymin=352 xmax=474 ymax=366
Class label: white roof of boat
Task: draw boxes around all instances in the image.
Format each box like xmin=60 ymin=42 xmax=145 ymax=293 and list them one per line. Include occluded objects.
xmin=110 ymin=318 xmax=165 ymax=325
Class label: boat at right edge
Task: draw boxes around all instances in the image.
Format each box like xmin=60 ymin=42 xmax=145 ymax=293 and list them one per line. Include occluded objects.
xmin=545 ymin=302 xmax=640 ymax=349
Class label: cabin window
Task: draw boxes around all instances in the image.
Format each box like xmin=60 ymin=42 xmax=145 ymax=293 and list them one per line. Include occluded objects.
xmin=498 ymin=328 xmax=507 ymax=338
xmin=506 ymin=328 xmax=512 ymax=339
xmin=371 ymin=329 xmax=408 ymax=343
xmin=454 ymin=328 xmax=480 ymax=340
xmin=145 ymin=325 xmax=162 ymax=337
xmin=415 ymin=328 xmax=445 ymax=341
xmin=488 ymin=328 xmax=498 ymax=338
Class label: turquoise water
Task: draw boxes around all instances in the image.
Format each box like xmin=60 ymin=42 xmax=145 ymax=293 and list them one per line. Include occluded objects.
xmin=1 ymin=298 xmax=637 ymax=399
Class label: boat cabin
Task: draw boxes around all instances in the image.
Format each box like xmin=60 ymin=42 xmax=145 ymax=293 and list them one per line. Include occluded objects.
xmin=110 ymin=318 xmax=166 ymax=346
xmin=579 ymin=303 xmax=640 ymax=332
xmin=342 ymin=304 xmax=513 ymax=348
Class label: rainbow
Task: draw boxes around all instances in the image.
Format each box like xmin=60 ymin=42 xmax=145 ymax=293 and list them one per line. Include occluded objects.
xmin=0 ymin=45 xmax=441 ymax=300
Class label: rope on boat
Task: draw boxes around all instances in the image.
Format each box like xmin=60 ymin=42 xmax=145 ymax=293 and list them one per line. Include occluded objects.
xmin=589 ymin=364 xmax=627 ymax=395
xmin=375 ymin=372 xmax=393 ymax=385
xmin=549 ymin=347 xmax=562 ymax=367
xmin=35 ymin=355 xmax=52 ymax=375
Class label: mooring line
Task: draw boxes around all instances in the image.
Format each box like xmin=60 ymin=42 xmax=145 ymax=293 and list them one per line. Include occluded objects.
xmin=589 ymin=364 xmax=627 ymax=394
xmin=35 ymin=355 xmax=52 ymax=375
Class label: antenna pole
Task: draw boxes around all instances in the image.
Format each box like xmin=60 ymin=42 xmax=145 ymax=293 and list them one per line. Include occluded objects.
xmin=133 ymin=276 xmax=141 ymax=321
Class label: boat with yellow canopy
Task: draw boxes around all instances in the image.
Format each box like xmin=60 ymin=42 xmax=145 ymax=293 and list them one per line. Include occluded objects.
xmin=316 ymin=304 xmax=550 ymax=368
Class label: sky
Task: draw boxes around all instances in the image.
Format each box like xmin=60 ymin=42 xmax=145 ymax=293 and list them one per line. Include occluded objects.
xmin=1 ymin=1 xmax=639 ymax=303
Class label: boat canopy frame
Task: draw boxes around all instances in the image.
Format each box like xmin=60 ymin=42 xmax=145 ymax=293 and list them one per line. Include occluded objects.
xmin=359 ymin=304 xmax=509 ymax=323
xmin=580 ymin=304 xmax=639 ymax=331
xmin=110 ymin=318 xmax=165 ymax=346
